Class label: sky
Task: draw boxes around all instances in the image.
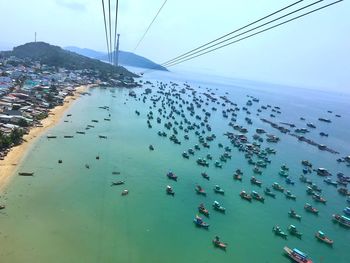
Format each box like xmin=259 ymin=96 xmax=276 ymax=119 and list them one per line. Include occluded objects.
xmin=0 ymin=0 xmax=349 ymax=93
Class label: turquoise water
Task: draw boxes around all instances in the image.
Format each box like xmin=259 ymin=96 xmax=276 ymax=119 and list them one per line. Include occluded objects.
xmin=0 ymin=71 xmax=349 ymax=263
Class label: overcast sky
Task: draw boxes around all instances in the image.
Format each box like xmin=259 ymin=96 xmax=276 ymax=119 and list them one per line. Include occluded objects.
xmin=0 ymin=0 xmax=349 ymax=92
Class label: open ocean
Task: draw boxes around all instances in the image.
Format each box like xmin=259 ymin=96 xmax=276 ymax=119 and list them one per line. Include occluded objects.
xmin=0 ymin=69 xmax=349 ymax=263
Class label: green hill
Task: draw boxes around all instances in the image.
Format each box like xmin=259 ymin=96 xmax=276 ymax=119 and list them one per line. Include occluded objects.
xmin=1 ymin=42 xmax=137 ymax=78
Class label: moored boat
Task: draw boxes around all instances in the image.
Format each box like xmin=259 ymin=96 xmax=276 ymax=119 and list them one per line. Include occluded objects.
xmin=196 ymin=185 xmax=206 ymax=196
xmin=304 ymin=203 xmax=318 ymax=214
xmin=111 ymin=180 xmax=125 ymax=186
xmin=312 ymin=193 xmax=326 ymax=204
xmin=289 ymin=209 xmax=302 ymax=220
xmin=272 ymin=225 xmax=287 ymax=239
xmin=288 ymin=224 xmax=303 ymax=239
xmin=193 ymin=215 xmax=209 ymax=229
xmin=284 ymin=247 xmax=313 ymax=263
xmin=121 ymin=189 xmax=129 ymax=196
xmin=315 ymin=230 xmax=333 ymax=245
xmin=166 ymin=185 xmax=175 ymax=196
xmin=212 ymin=236 xmax=227 ymax=250
xmin=285 ymin=190 xmax=296 ymax=200
xmin=201 ymin=172 xmax=210 ymax=180
xmin=198 ymin=203 xmax=209 ymax=217
xmin=332 ymin=214 xmax=350 ymax=227
xmin=18 ymin=172 xmax=34 ymax=176
xmin=264 ymin=187 xmax=276 ymax=198
xmin=240 ymin=190 xmax=252 ymax=202
xmin=212 ymin=201 xmax=225 ymax=213
xmin=251 ymin=190 xmax=264 ymax=202
xmin=343 ymin=207 xmax=350 ymax=216
xmin=250 ymin=176 xmax=262 ymax=187
xmin=272 ymin=182 xmax=284 ymax=192
xmin=167 ymin=171 xmax=178 ymax=181
xmin=214 ymin=185 xmax=224 ymax=194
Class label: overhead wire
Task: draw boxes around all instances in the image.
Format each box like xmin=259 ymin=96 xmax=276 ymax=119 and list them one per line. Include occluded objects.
xmin=162 ymin=0 xmax=305 ymax=67
xmin=113 ymin=0 xmax=119 ymax=66
xmin=164 ymin=0 xmax=343 ymax=69
xmin=108 ymin=0 xmax=113 ymax=64
xmin=101 ymin=0 xmax=111 ymax=63
xmin=133 ymin=0 xmax=168 ymax=52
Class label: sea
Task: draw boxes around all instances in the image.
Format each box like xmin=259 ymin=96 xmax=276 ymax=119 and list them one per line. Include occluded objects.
xmin=0 ymin=68 xmax=349 ymax=263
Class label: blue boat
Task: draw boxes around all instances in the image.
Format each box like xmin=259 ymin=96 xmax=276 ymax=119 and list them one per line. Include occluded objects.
xmin=193 ymin=215 xmax=209 ymax=229
xmin=344 ymin=207 xmax=350 ymax=216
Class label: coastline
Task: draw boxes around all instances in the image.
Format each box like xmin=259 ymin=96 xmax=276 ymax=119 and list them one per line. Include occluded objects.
xmin=0 ymin=85 xmax=91 ymax=192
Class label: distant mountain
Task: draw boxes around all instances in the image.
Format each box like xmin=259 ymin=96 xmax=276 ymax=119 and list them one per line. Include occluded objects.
xmin=65 ymin=46 xmax=168 ymax=71
xmin=1 ymin=42 xmax=136 ymax=78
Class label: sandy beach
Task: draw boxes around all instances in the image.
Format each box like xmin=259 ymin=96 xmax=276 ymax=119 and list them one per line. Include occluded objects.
xmin=0 ymin=85 xmax=90 ymax=192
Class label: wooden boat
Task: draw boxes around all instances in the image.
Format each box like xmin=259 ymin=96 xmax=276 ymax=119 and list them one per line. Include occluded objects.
xmin=195 ymin=185 xmax=206 ymax=196
xmin=264 ymin=187 xmax=276 ymax=198
xmin=279 ymin=170 xmax=289 ymax=177
xmin=285 ymin=177 xmax=295 ymax=185
xmin=285 ymin=190 xmax=296 ymax=200
xmin=338 ymin=188 xmax=350 ymax=196
xmin=315 ymin=230 xmax=333 ymax=245
xmin=250 ymin=176 xmax=262 ymax=187
xmin=288 ymin=225 xmax=302 ymax=239
xmin=198 ymin=203 xmax=209 ymax=217
xmin=214 ymin=185 xmax=224 ymax=194
xmin=111 ymin=181 xmax=124 ymax=186
xmin=332 ymin=214 xmax=350 ymax=227
xmin=182 ymin=152 xmax=189 ymax=159
xmin=233 ymin=172 xmax=242 ymax=181
xmin=284 ymin=247 xmax=313 ymax=263
xmin=166 ymin=185 xmax=175 ymax=196
xmin=272 ymin=182 xmax=284 ymax=192
xmin=212 ymin=201 xmax=225 ymax=213
xmin=251 ymin=190 xmax=264 ymax=203
xmin=18 ymin=172 xmax=34 ymax=176
xmin=240 ymin=190 xmax=252 ymax=202
xmin=272 ymin=226 xmax=287 ymax=239
xmin=167 ymin=171 xmax=178 ymax=181
xmin=201 ymin=172 xmax=210 ymax=180
xmin=212 ymin=236 xmax=227 ymax=250
xmin=0 ymin=205 xmax=5 ymax=210
xmin=323 ymin=177 xmax=337 ymax=186
xmin=289 ymin=209 xmax=301 ymax=220
xmin=121 ymin=189 xmax=129 ymax=196
xmin=312 ymin=193 xmax=326 ymax=204
xmin=193 ymin=215 xmax=209 ymax=229
xmin=304 ymin=203 xmax=318 ymax=214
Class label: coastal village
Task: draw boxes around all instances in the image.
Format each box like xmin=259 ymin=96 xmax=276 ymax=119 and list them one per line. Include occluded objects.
xmin=0 ymin=55 xmax=138 ymax=161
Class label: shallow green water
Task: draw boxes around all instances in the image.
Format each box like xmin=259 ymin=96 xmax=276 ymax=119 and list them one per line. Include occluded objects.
xmin=0 ymin=74 xmax=349 ymax=263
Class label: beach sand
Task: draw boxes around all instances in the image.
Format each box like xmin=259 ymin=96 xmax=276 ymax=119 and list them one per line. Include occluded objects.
xmin=0 ymin=85 xmax=91 ymax=192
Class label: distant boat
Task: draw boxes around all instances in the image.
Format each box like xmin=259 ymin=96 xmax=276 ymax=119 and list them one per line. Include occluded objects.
xmin=212 ymin=236 xmax=227 ymax=250
xmin=315 ymin=230 xmax=333 ymax=246
xmin=18 ymin=172 xmax=34 ymax=176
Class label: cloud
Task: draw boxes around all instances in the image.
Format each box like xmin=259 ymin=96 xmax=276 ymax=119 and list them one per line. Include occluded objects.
xmin=55 ymin=0 xmax=86 ymax=12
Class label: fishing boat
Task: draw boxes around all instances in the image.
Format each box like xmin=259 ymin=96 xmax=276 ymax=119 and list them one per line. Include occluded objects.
xmin=304 ymin=203 xmax=318 ymax=214
xmin=212 ymin=236 xmax=227 ymax=250
xmin=214 ymin=161 xmax=222 ymax=168
xmin=18 ymin=172 xmax=34 ymax=176
xmin=288 ymin=225 xmax=303 ymax=239
xmin=240 ymin=190 xmax=252 ymax=202
xmin=214 ymin=185 xmax=224 ymax=194
xmin=285 ymin=177 xmax=295 ymax=185
xmin=323 ymin=177 xmax=337 ymax=186
xmin=195 ymin=185 xmax=206 ymax=196
xmin=167 ymin=171 xmax=178 ymax=181
xmin=111 ymin=181 xmax=125 ymax=186
xmin=233 ymin=172 xmax=242 ymax=181
xmin=279 ymin=170 xmax=289 ymax=177
xmin=306 ymin=186 xmax=315 ymax=195
xmin=332 ymin=214 xmax=350 ymax=227
xmin=0 ymin=205 xmax=5 ymax=210
xmin=166 ymin=185 xmax=175 ymax=196
xmin=212 ymin=201 xmax=225 ymax=213
xmin=201 ymin=172 xmax=210 ymax=180
xmin=149 ymin=145 xmax=154 ymax=151
xmin=312 ymin=193 xmax=326 ymax=204
xmin=251 ymin=190 xmax=264 ymax=202
xmin=193 ymin=215 xmax=209 ymax=229
xmin=315 ymin=230 xmax=333 ymax=245
xmin=272 ymin=225 xmax=287 ymax=239
xmin=301 ymin=160 xmax=313 ymax=167
xmin=284 ymin=247 xmax=313 ymax=263
xmin=121 ymin=189 xmax=129 ymax=196
xmin=343 ymin=207 xmax=350 ymax=215
xmin=285 ymin=190 xmax=296 ymax=200
xmin=253 ymin=166 xmax=262 ymax=174
xmin=289 ymin=209 xmax=301 ymax=220
xmin=338 ymin=188 xmax=350 ymax=196
xmin=272 ymin=182 xmax=284 ymax=192
xmin=198 ymin=203 xmax=209 ymax=217
xmin=281 ymin=164 xmax=289 ymax=171
xmin=250 ymin=176 xmax=262 ymax=187
xmin=264 ymin=187 xmax=276 ymax=198
xmin=182 ymin=151 xmax=189 ymax=159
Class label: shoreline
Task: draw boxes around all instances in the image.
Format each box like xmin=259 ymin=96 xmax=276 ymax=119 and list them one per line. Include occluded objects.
xmin=0 ymin=85 xmax=91 ymax=192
